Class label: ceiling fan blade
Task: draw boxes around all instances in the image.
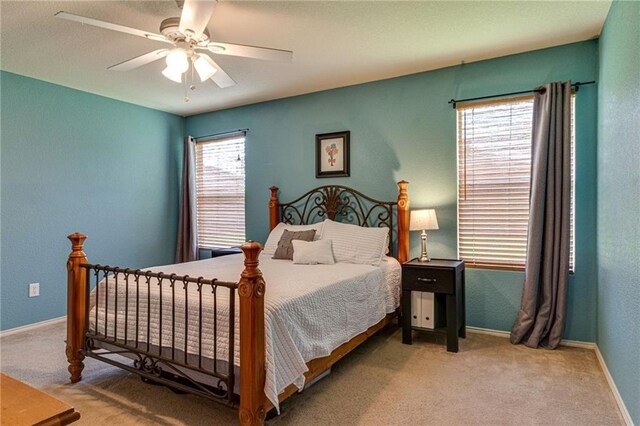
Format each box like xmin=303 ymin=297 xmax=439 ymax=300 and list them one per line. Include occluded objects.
xmin=55 ymin=11 xmax=170 ymax=44
xmin=108 ymin=49 xmax=170 ymax=71
xmin=179 ymin=0 xmax=216 ymax=39
xmin=206 ymin=42 xmax=293 ymax=62
xmin=208 ymin=58 xmax=236 ymax=88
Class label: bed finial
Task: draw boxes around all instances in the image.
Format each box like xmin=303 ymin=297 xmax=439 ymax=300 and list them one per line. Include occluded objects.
xmin=239 ymin=241 xmax=267 ymax=425
xmin=66 ymin=232 xmax=88 ymax=383
xmin=269 ymin=186 xmax=279 ymax=231
xmin=397 ymin=181 xmax=410 ymax=263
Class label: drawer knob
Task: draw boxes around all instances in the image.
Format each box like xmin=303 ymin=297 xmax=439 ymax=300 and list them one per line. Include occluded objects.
xmin=417 ymin=277 xmax=436 ymax=284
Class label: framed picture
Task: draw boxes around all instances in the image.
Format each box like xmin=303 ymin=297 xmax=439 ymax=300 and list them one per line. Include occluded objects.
xmin=316 ymin=131 xmax=350 ymax=178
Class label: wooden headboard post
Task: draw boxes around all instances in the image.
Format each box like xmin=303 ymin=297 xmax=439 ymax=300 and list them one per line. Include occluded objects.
xmin=238 ymin=241 xmax=267 ymax=425
xmin=268 ymin=186 xmax=279 ymax=231
xmin=396 ymin=180 xmax=410 ymax=264
xmin=66 ymin=232 xmax=88 ymax=384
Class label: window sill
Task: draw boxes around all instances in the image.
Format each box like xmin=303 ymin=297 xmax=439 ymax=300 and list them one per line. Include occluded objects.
xmin=465 ymin=263 xmax=575 ymax=275
xmin=466 ymin=263 xmax=525 ymax=272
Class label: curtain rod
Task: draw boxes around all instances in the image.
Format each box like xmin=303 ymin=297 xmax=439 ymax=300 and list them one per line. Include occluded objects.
xmin=194 ymin=128 xmax=249 ymax=141
xmin=448 ymin=81 xmax=595 ymax=109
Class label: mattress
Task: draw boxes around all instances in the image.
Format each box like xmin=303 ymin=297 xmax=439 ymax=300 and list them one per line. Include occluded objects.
xmin=89 ymin=253 xmax=401 ymax=411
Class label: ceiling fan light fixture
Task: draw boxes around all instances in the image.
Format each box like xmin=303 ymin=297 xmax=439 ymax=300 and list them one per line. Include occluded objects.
xmin=166 ymin=48 xmax=190 ymax=73
xmin=193 ymin=54 xmax=218 ymax=82
xmin=162 ymin=66 xmax=183 ymax=83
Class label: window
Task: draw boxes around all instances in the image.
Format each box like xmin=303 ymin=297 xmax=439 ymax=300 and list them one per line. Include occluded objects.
xmin=195 ymin=133 xmax=246 ymax=249
xmin=457 ymin=96 xmax=575 ymax=271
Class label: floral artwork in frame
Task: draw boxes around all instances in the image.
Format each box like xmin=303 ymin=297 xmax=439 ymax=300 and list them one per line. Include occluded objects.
xmin=315 ymin=131 xmax=350 ymax=178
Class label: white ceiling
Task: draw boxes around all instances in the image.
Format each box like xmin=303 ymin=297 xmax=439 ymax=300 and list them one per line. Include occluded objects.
xmin=0 ymin=1 xmax=611 ymax=116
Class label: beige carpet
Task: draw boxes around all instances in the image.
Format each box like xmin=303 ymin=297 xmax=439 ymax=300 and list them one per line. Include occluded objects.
xmin=0 ymin=321 xmax=624 ymax=425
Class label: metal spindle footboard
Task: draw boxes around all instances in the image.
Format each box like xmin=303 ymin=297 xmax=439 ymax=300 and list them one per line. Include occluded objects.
xmin=80 ymin=264 xmax=239 ymax=406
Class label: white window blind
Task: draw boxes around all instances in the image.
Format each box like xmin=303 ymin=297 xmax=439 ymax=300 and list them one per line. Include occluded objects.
xmin=195 ymin=133 xmax=246 ymax=249
xmin=457 ymin=95 xmax=575 ymax=271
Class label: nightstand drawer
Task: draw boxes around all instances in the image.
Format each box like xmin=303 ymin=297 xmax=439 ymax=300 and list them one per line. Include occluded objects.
xmin=402 ymin=267 xmax=454 ymax=294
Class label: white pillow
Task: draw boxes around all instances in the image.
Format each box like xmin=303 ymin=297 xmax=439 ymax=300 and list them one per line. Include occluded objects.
xmin=263 ymin=222 xmax=324 ymax=255
xmin=320 ymin=219 xmax=388 ymax=266
xmin=292 ymin=239 xmax=336 ymax=265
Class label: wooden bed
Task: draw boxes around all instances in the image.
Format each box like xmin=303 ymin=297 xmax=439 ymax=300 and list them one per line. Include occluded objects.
xmin=65 ymin=181 xmax=409 ymax=425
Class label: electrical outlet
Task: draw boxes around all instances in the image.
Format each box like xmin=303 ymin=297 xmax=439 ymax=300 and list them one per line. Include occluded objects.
xmin=28 ymin=282 xmax=40 ymax=298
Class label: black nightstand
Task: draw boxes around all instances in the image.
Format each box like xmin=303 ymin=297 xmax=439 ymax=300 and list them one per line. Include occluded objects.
xmin=401 ymin=258 xmax=466 ymax=352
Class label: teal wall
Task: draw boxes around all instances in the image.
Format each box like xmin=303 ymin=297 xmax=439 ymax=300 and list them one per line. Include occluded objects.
xmin=2 ymin=15 xmax=636 ymax=418
xmin=597 ymin=1 xmax=640 ymax=422
xmin=187 ymin=41 xmax=599 ymax=342
xmin=0 ymin=71 xmax=185 ymax=330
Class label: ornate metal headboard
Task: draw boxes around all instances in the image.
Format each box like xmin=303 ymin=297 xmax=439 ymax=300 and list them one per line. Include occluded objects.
xmin=268 ymin=181 xmax=410 ymax=263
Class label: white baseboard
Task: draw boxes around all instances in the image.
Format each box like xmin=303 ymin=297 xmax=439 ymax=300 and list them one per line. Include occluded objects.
xmin=467 ymin=326 xmax=512 ymax=338
xmin=559 ymin=338 xmax=597 ymax=350
xmin=466 ymin=326 xmax=596 ymax=349
xmin=595 ymin=346 xmax=634 ymax=426
xmin=467 ymin=326 xmax=632 ymax=425
xmin=0 ymin=316 xmax=66 ymax=338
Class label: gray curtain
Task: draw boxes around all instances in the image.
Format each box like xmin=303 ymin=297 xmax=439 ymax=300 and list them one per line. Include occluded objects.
xmin=511 ymin=82 xmax=572 ymax=349
xmin=175 ymin=136 xmax=198 ymax=263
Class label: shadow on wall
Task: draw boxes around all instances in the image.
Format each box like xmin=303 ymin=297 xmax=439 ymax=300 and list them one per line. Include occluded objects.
xmin=264 ymin=119 xmax=403 ymax=245
xmin=407 ymin=201 xmax=457 ymax=261
xmin=313 ymin=119 xmax=402 ymax=198
xmin=352 ymin=121 xmax=402 ymax=253
xmin=465 ymin=268 xmax=524 ymax=332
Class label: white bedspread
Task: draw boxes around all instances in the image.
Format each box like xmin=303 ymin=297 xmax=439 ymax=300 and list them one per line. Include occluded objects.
xmin=89 ymin=253 xmax=400 ymax=411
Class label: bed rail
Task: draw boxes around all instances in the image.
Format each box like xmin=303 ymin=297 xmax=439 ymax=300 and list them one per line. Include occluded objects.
xmin=65 ymin=234 xmax=266 ymax=424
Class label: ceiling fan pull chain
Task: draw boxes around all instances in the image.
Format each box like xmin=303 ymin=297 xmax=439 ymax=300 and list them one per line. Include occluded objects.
xmin=190 ymin=64 xmax=196 ymax=91
xmin=183 ymin=71 xmax=189 ymax=103
xmin=184 ymin=61 xmax=197 ymax=103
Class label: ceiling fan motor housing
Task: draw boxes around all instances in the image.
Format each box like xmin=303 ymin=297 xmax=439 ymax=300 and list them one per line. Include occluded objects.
xmin=160 ymin=17 xmax=210 ymax=44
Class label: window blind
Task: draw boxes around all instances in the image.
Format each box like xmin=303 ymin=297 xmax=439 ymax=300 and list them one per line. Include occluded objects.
xmin=457 ymin=96 xmax=575 ymax=270
xmin=195 ymin=133 xmax=246 ymax=249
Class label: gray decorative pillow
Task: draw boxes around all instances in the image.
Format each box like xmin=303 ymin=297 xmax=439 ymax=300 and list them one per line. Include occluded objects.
xmin=272 ymin=229 xmax=316 ymax=260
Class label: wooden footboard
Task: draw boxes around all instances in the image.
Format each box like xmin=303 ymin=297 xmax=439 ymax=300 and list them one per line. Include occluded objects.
xmin=65 ymin=235 xmax=266 ymax=425
xmin=237 ymin=242 xmax=266 ymax=425
xmin=65 ymin=233 xmax=88 ymax=384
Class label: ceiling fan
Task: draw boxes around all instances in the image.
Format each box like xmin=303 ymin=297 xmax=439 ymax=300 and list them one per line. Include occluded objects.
xmin=55 ymin=0 xmax=293 ymax=99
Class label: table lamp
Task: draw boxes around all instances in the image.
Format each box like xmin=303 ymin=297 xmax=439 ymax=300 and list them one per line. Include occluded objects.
xmin=410 ymin=209 xmax=439 ymax=262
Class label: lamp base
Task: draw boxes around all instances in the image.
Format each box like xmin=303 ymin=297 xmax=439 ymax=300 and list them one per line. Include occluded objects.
xmin=418 ymin=230 xmax=431 ymax=262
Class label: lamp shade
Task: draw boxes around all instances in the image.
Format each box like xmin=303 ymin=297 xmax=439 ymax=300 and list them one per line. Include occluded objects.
xmin=193 ymin=54 xmax=218 ymax=82
xmin=162 ymin=66 xmax=183 ymax=83
xmin=165 ymin=48 xmax=189 ymax=73
xmin=410 ymin=209 xmax=439 ymax=231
